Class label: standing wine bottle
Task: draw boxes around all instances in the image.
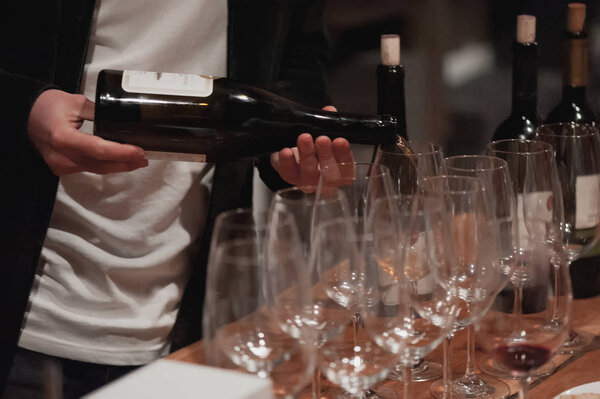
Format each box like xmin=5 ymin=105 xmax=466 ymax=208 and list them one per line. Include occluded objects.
xmin=94 ymin=69 xmax=399 ymax=163
xmin=546 ymin=3 xmax=598 ymax=125
xmin=377 ymin=34 xmax=407 ymax=140
xmin=493 ymin=15 xmax=542 ymax=141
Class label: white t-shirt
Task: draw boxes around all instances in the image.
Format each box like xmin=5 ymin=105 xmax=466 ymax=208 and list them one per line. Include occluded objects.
xmin=18 ymin=0 xmax=227 ymax=365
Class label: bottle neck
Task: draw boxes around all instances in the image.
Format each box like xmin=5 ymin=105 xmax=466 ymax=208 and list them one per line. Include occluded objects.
xmin=377 ymin=64 xmax=407 ymax=139
xmin=562 ymin=32 xmax=589 ymax=88
xmin=511 ymin=42 xmax=538 ymax=115
xmin=561 ymin=85 xmax=587 ymax=102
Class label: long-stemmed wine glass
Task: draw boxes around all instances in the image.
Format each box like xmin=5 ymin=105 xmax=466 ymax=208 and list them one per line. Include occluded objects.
xmin=269 ymin=186 xmax=350 ymax=399
xmin=474 ymin=231 xmax=572 ymax=399
xmin=445 ymin=155 xmax=524 ymax=386
xmin=314 ymin=163 xmax=397 ymax=398
xmin=363 ymin=194 xmax=458 ymax=398
xmin=202 ymin=209 xmax=316 ymax=398
xmin=535 ymin=123 xmax=600 ymax=354
xmin=486 ymin=139 xmax=573 ymax=371
xmin=424 ymin=176 xmax=510 ymax=399
xmin=313 ymin=216 xmax=399 ymax=399
xmin=373 ymin=143 xmax=448 ymax=382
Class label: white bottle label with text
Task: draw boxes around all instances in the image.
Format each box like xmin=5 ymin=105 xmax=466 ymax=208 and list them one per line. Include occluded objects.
xmin=576 ymin=174 xmax=600 ymax=229
xmin=122 ymin=70 xmax=214 ymax=97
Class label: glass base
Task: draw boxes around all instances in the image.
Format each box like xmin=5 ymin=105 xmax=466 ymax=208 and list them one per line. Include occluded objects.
xmin=479 ymin=355 xmax=554 ymax=379
xmin=387 ymin=361 xmax=442 ymax=382
xmin=322 ymin=386 xmax=397 ymax=399
xmin=430 ymin=374 xmax=510 ymax=399
xmin=560 ymin=329 xmax=594 ymax=354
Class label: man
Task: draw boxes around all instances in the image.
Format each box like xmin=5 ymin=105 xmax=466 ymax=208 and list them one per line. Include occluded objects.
xmin=0 ymin=0 xmax=351 ymax=396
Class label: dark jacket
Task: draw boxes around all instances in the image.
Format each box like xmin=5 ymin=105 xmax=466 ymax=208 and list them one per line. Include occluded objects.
xmin=0 ymin=0 xmax=330 ymax=391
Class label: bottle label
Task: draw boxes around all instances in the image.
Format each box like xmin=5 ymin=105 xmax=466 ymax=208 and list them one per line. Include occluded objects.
xmin=145 ymin=150 xmax=207 ymax=163
xmin=517 ymin=191 xmax=553 ymax=249
xmin=122 ymin=70 xmax=214 ymax=97
xmin=576 ymin=174 xmax=600 ymax=229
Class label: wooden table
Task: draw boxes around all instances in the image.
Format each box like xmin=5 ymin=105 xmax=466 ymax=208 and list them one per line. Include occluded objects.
xmin=168 ymin=296 xmax=600 ymax=398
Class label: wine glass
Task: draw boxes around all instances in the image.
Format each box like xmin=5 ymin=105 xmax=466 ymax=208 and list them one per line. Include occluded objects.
xmin=474 ymin=232 xmax=572 ymax=399
xmin=446 ymin=155 xmax=526 ymax=384
xmin=363 ymin=194 xmax=458 ymax=398
xmin=424 ymin=176 xmax=510 ymax=399
xmin=373 ymin=141 xmax=446 ymax=195
xmin=535 ymin=123 xmax=600 ymax=354
xmin=486 ymin=139 xmax=574 ymax=370
xmin=202 ymin=209 xmax=316 ymax=398
xmin=315 ymin=162 xmax=395 ymax=358
xmin=373 ymin=143 xmax=448 ymax=383
xmin=313 ymin=215 xmax=399 ymax=399
xmin=269 ymin=186 xmax=351 ymax=399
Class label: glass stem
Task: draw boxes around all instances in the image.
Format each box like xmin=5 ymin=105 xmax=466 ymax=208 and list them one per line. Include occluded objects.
xmin=352 ymin=312 xmax=361 ymax=347
xmin=513 ymin=284 xmax=523 ymax=316
xmin=465 ymin=324 xmax=477 ymax=379
xmin=403 ymin=365 xmax=412 ymax=399
xmin=312 ymin=368 xmax=321 ymax=399
xmin=518 ymin=377 xmax=529 ymax=399
xmin=442 ymin=333 xmax=454 ymax=399
xmin=550 ymin=264 xmax=562 ymax=323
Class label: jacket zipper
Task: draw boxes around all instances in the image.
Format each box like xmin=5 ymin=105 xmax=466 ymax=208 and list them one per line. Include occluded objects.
xmin=21 ymin=0 xmax=97 ymax=336
xmin=75 ymin=0 xmax=97 ymax=94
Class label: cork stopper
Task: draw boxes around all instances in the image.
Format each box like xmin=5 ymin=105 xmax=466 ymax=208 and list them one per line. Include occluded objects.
xmin=567 ymin=3 xmax=586 ymax=33
xmin=381 ymin=34 xmax=401 ymax=66
xmin=516 ymin=15 xmax=536 ymax=43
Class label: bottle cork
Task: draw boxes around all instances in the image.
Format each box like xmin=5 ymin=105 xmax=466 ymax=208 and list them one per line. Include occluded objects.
xmin=567 ymin=3 xmax=586 ymax=33
xmin=381 ymin=34 xmax=401 ymax=66
xmin=516 ymin=15 xmax=536 ymax=44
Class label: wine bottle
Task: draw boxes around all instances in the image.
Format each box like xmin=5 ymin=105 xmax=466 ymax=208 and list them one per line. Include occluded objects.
xmin=545 ymin=3 xmax=600 ymax=299
xmin=94 ymin=69 xmax=399 ymax=163
xmin=377 ymin=34 xmax=407 ymax=140
xmin=493 ymin=15 xmax=542 ymax=141
xmin=546 ymin=3 xmax=598 ymax=125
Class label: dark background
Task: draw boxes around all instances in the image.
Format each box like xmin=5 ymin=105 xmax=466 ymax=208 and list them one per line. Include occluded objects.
xmin=322 ymin=0 xmax=600 ymax=157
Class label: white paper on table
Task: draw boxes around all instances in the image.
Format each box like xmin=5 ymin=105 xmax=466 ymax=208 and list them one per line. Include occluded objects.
xmin=84 ymin=359 xmax=274 ymax=399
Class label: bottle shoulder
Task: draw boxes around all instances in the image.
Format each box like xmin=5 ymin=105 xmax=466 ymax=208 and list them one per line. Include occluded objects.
xmin=493 ymin=113 xmax=542 ymax=141
xmin=546 ymin=100 xmax=598 ymax=124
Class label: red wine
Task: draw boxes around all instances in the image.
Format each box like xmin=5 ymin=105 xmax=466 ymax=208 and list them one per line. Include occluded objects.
xmin=494 ymin=343 xmax=552 ymax=374
xmin=546 ymin=4 xmax=597 ymax=125
xmin=493 ymin=16 xmax=542 ymax=141
xmin=94 ymin=69 xmax=399 ymax=162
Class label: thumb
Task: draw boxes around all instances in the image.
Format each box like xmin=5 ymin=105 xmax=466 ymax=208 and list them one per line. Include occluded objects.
xmin=322 ymin=105 xmax=337 ymax=112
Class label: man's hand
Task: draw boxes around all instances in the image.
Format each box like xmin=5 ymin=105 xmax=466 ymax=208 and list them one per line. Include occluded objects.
xmin=27 ymin=89 xmax=148 ymax=176
xmin=270 ymin=106 xmax=355 ymax=190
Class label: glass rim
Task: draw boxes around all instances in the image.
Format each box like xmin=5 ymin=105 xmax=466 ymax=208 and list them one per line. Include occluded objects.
xmin=421 ymin=175 xmax=483 ymax=195
xmin=486 ymin=139 xmax=554 ymax=155
xmin=535 ymin=122 xmax=600 ymax=139
xmin=272 ymin=185 xmax=346 ymax=206
xmin=378 ymin=141 xmax=443 ymax=156
xmin=319 ymin=162 xmax=392 ymax=180
xmin=445 ymin=154 xmax=508 ymax=172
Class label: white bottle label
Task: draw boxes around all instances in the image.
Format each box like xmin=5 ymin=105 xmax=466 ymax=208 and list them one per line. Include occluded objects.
xmin=576 ymin=174 xmax=600 ymax=229
xmin=121 ymin=70 xmax=214 ymax=97
xmin=517 ymin=191 xmax=553 ymax=249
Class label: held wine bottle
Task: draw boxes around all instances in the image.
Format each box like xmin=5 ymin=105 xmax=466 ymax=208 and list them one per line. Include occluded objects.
xmin=492 ymin=15 xmax=542 ymax=141
xmin=546 ymin=3 xmax=598 ymax=125
xmin=94 ymin=69 xmax=399 ymax=163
